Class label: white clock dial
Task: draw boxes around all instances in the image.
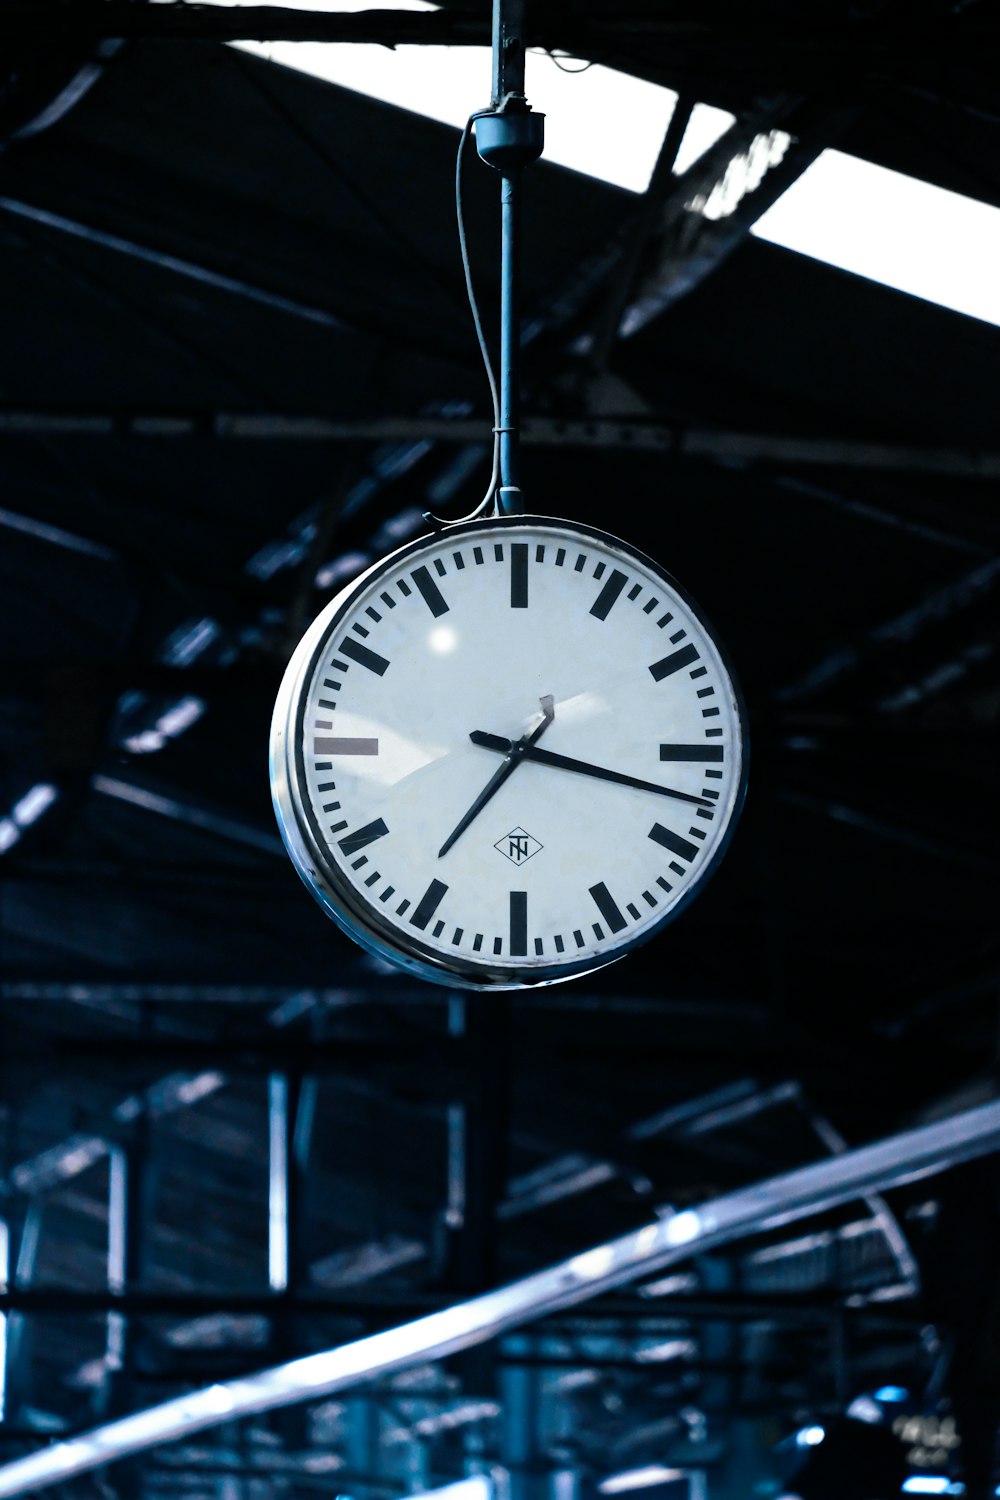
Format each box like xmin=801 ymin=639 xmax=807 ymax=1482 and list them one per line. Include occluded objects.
xmin=270 ymin=516 xmax=747 ymax=989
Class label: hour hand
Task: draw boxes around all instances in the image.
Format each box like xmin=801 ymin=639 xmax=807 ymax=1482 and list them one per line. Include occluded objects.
xmin=438 ymin=700 xmax=555 ymax=859
xmin=468 ymin=732 xmax=712 ymax=808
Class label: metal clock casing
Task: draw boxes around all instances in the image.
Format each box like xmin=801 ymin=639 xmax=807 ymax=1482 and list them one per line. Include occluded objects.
xmin=270 ymin=514 xmax=748 ymax=990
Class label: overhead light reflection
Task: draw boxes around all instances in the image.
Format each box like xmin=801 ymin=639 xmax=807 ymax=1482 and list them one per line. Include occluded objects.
xmin=599 ymin=1467 xmax=686 ymax=1494
xmin=428 ymin=624 xmax=460 ymax=655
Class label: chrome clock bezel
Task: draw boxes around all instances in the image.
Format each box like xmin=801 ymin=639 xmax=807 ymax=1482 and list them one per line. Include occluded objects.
xmin=270 ymin=513 xmax=749 ymax=990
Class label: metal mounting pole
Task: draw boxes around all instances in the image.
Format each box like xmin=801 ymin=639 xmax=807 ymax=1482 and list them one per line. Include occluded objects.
xmin=477 ymin=0 xmax=543 ymax=515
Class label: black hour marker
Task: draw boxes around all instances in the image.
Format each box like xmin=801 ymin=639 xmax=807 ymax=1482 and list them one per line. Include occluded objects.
xmin=660 ymin=744 xmax=724 ymax=762
xmin=705 ymin=769 xmax=723 ymax=779
xmin=590 ymin=568 xmax=628 ymax=621
xmin=412 ymin=565 xmax=449 ymax=618
xmin=322 ymin=801 xmax=340 ymax=813
xmin=649 ymin=823 xmax=699 ymax=862
xmin=398 ymin=579 xmax=412 ymax=597
xmin=351 ymin=856 xmax=368 ymax=869
xmin=452 ymin=928 xmax=464 ymax=945
xmin=669 ymin=629 xmax=686 ymax=644
xmin=703 ymin=788 xmax=720 ymax=800
xmin=593 ymin=561 xmax=606 ymax=579
xmin=433 ymin=920 xmax=446 ymax=938
xmin=688 ymin=826 xmax=707 ymax=841
xmin=574 ymin=553 xmax=586 ymax=572
xmin=474 ymin=546 xmax=484 ymax=565
xmin=317 ymin=702 xmax=335 ymax=712
xmin=534 ymin=938 xmax=544 ymax=955
xmin=411 ymin=878 xmax=448 ymax=931
xmin=593 ymin=923 xmax=605 ymax=940
xmin=589 ymin=881 xmax=628 ymax=934
xmin=314 ymin=737 xmax=379 ymax=756
xmin=331 ymin=659 xmax=349 ymax=673
xmin=642 ymin=890 xmax=657 ymax=907
xmin=339 ymin=637 xmax=390 ymax=676
xmin=555 ymin=548 xmax=566 ymax=567
xmin=690 ymin=666 xmax=708 ymax=680
xmin=493 ymin=937 xmax=503 ymax=955
xmin=396 ymin=899 xmax=411 ymax=915
xmin=329 ymin=820 xmax=348 ymax=834
xmin=317 ymin=781 xmax=336 ymax=791
xmin=510 ymin=891 xmax=528 ymax=955
xmin=315 ymin=761 xmax=332 ymax=771
xmin=380 ymin=591 xmax=396 ymax=609
xmin=706 ymin=727 xmax=723 ymax=737
xmin=697 ymin=686 xmax=715 ymax=698
xmin=656 ymin=876 xmax=672 ymax=892
xmin=322 ymin=678 xmax=341 ymax=691
xmin=366 ymin=606 xmax=381 ymax=622
xmin=535 ymin=544 xmax=545 ymax=563
xmin=433 ymin=558 xmax=446 ymax=577
xmin=473 ymin=933 xmax=484 ymax=951
xmin=703 ymin=707 xmax=720 ymax=718
xmin=511 ymin=543 xmax=529 ymax=608
xmin=627 ymin=902 xmax=641 ymax=920
xmin=338 ymin=818 xmax=389 ymax=857
xmin=380 ymin=886 xmax=395 ymax=902
xmin=554 ymin=934 xmax=565 ymax=953
xmin=650 ymin=644 xmax=699 ymax=681
xmin=365 ymin=871 xmax=380 ymax=886
xmin=573 ymin=929 xmax=585 ymax=948
xmin=453 ymin=552 xmax=465 ymax=570
xmin=657 ymin=613 xmax=673 ymax=629
xmin=669 ymin=860 xmax=685 ymax=876
xmin=627 ymin=583 xmax=642 ymax=600
xmin=697 ymin=808 xmax=714 ymax=821
xmin=352 ymin=623 xmax=369 ymax=638
xmin=643 ymin=598 xmax=658 ymax=614
xmin=494 ymin=544 xmax=504 ymax=561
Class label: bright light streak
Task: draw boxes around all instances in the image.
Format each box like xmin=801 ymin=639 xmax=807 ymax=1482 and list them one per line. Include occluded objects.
xmin=205 ymin=0 xmax=734 ymax=191
xmin=875 ymin=1385 xmax=910 ymax=1402
xmin=754 ymin=149 xmax=1000 ymax=328
xmin=123 ymin=695 xmax=205 ymax=755
xmin=635 ymin=1338 xmax=697 ymax=1363
xmin=847 ymin=1394 xmax=882 ymax=1425
xmin=11 ymin=784 xmax=57 ymax=827
xmin=795 ymin=1426 xmax=825 ymax=1448
xmin=663 ymin=1210 xmax=701 ymax=1246
xmin=407 ymin=1478 xmax=491 ymax=1500
xmin=902 ymin=1480 xmax=964 ymax=1496
xmin=599 ymin=1467 xmax=686 ymax=1494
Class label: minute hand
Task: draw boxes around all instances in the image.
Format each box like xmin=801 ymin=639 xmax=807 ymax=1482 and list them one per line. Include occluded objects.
xmin=469 ymin=732 xmax=712 ymax=808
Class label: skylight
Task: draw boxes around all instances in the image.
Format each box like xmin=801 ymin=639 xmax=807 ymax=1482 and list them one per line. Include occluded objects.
xmin=753 ymin=149 xmax=1000 ymax=330
xmin=203 ymin=2 xmax=1000 ymax=327
xmin=208 ymin=0 xmax=733 ymax=191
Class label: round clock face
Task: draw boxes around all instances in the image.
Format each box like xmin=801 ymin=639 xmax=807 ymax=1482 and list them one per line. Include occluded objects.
xmin=270 ymin=515 xmax=747 ymax=989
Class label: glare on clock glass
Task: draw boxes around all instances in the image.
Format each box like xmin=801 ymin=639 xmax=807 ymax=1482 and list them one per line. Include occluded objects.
xmin=275 ymin=519 xmax=744 ymax=984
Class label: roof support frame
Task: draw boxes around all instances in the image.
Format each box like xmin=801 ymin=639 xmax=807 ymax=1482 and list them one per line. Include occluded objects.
xmin=0 ymin=1097 xmax=994 ymax=1497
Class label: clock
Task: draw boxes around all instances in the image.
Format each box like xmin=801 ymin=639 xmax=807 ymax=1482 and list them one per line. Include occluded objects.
xmin=270 ymin=514 xmax=747 ymax=989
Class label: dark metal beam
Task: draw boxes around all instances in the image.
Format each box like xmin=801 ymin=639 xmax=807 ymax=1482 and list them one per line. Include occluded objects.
xmin=1 ymin=410 xmax=998 ymax=479
xmin=0 ymin=1288 xmax=915 ymax=1324
xmin=0 ymin=1098 xmax=994 ymax=1496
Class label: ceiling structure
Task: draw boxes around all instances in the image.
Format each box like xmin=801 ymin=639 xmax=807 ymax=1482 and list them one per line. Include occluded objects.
xmin=0 ymin=2 xmax=997 ymax=1497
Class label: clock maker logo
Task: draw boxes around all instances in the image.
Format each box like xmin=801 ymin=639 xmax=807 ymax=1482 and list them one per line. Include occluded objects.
xmin=495 ymin=827 xmax=543 ymax=866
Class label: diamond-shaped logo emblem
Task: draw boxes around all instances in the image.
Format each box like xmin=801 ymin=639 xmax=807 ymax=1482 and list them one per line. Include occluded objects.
xmin=495 ymin=826 xmax=543 ymax=865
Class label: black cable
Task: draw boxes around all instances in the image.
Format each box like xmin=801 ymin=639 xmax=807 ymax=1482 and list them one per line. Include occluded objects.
xmin=425 ymin=110 xmax=501 ymax=526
